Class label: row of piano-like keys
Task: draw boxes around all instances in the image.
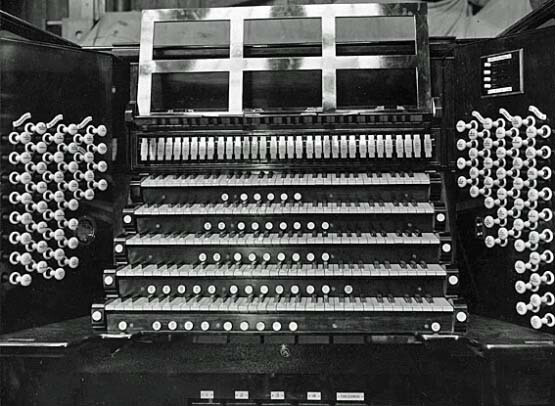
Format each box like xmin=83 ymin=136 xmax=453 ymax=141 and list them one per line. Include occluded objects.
xmin=105 ymin=296 xmax=453 ymax=313
xmin=140 ymin=172 xmax=431 ymax=187
xmin=125 ymin=232 xmax=441 ymax=246
xmin=134 ymin=202 xmax=434 ymax=216
xmin=139 ymin=133 xmax=434 ymax=162
xmin=115 ymin=263 xmax=447 ymax=277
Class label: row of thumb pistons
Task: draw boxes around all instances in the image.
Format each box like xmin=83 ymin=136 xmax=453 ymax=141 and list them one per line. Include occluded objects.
xmin=3 ymin=112 xmax=108 ymax=287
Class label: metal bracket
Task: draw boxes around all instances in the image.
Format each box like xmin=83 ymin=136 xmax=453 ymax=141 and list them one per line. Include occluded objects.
xmin=136 ymin=2 xmax=432 ymax=116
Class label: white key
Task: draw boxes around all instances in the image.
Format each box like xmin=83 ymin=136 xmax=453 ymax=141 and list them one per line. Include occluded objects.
xmin=395 ymin=134 xmax=404 ymax=158
xmin=156 ymin=138 xmax=165 ymax=160
xmin=278 ymin=136 xmax=286 ymax=159
xmin=225 ymin=137 xmax=234 ymax=160
xmin=140 ymin=138 xmax=148 ymax=161
xmin=404 ymin=134 xmax=412 ymax=158
xmin=287 ymin=136 xmax=295 ymax=159
xmin=359 ymin=134 xmax=367 ymax=158
xmin=198 ymin=137 xmax=207 ymax=160
xmin=149 ymin=138 xmax=156 ymax=160
xmin=323 ymin=135 xmax=331 ymax=158
xmin=207 ymin=137 xmax=215 ymax=160
xmin=217 ymin=136 xmax=225 ymax=160
xmin=376 ymin=134 xmax=384 ymax=158
xmin=295 ymin=136 xmax=303 ymax=159
xmin=259 ymin=136 xmax=267 ymax=159
xmin=106 ymin=297 xmax=120 ymax=311
xmin=314 ymin=135 xmax=322 ymax=158
xmin=331 ymin=135 xmax=348 ymax=159
xmin=306 ymin=135 xmax=314 ymax=159
xmin=270 ymin=136 xmax=278 ymax=160
xmin=251 ymin=136 xmax=259 ymax=159
xmin=424 ymin=134 xmax=433 ymax=158
xmin=413 ymin=134 xmax=422 ymax=158
xmin=368 ymin=134 xmax=376 ymax=158
xmin=385 ymin=134 xmax=393 ymax=158
xmin=182 ymin=137 xmax=190 ymax=161
xmin=165 ymin=137 xmax=173 ymax=160
xmin=234 ymin=136 xmax=242 ymax=159
xmin=332 ymin=135 xmax=340 ymax=158
xmin=173 ymin=137 xmax=181 ymax=160
xmin=190 ymin=137 xmax=199 ymax=160
xmin=412 ymin=134 xmax=422 ymax=158
xmin=348 ymin=135 xmax=356 ymax=158
xmin=242 ymin=136 xmax=250 ymax=159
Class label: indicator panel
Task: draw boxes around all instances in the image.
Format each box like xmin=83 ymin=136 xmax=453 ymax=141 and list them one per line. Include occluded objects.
xmin=481 ymin=49 xmax=523 ymax=97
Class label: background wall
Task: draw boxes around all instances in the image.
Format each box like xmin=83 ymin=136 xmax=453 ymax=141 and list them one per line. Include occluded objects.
xmin=0 ymin=1 xmax=552 ymax=44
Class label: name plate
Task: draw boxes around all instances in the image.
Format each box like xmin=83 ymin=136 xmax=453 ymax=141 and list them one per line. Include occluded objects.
xmin=271 ymin=391 xmax=285 ymax=400
xmin=336 ymin=392 xmax=364 ymax=402
xmin=200 ymin=391 xmax=214 ymax=400
xmin=307 ymin=392 xmax=322 ymax=401
xmin=235 ymin=391 xmax=249 ymax=400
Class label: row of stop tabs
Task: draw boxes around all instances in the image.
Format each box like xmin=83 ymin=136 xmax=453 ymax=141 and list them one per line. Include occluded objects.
xmin=139 ymin=133 xmax=434 ymax=161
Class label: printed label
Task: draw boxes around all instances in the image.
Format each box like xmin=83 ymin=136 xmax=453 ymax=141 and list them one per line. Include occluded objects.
xmin=271 ymin=391 xmax=285 ymax=400
xmin=487 ymin=86 xmax=513 ymax=95
xmin=487 ymin=53 xmax=512 ymax=63
xmin=336 ymin=392 xmax=365 ymax=401
xmin=307 ymin=392 xmax=322 ymax=401
xmin=200 ymin=391 xmax=214 ymax=400
xmin=235 ymin=391 xmax=249 ymax=400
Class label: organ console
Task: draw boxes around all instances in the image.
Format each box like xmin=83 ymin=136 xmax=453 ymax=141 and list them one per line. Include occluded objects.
xmin=90 ymin=2 xmax=467 ymax=337
xmin=3 ymin=3 xmax=555 ymax=404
